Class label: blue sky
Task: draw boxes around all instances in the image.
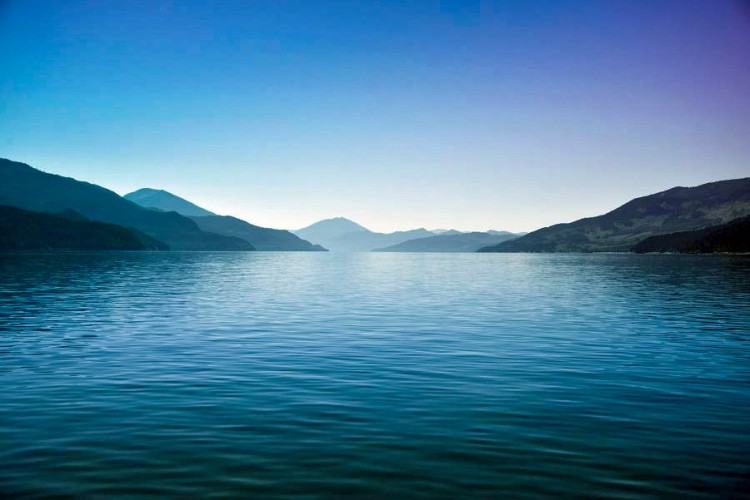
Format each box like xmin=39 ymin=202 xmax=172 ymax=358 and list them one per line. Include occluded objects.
xmin=1 ymin=0 xmax=748 ymax=232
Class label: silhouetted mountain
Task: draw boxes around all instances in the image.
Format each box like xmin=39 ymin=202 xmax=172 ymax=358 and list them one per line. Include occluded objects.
xmin=124 ymin=188 xmax=215 ymax=217
xmin=0 ymin=159 xmax=253 ymax=250
xmin=479 ymin=178 xmax=750 ymax=253
xmin=294 ymin=218 xmax=435 ymax=251
xmin=125 ymin=187 xmax=324 ymax=251
xmin=0 ymin=205 xmax=168 ymax=250
xmin=375 ymin=231 xmax=521 ymax=252
xmin=632 ymin=215 xmax=750 ymax=253
xmin=191 ymin=216 xmax=326 ymax=251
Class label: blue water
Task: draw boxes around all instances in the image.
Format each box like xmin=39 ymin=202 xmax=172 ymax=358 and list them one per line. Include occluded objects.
xmin=1 ymin=252 xmax=749 ymax=498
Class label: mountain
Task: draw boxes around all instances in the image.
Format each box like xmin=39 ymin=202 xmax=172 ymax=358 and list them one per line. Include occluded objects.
xmin=190 ymin=216 xmax=326 ymax=251
xmin=124 ymin=188 xmax=215 ymax=217
xmin=294 ymin=217 xmax=370 ymax=243
xmin=429 ymin=229 xmax=463 ymax=235
xmin=293 ymin=218 xmax=435 ymax=251
xmin=479 ymin=178 xmax=750 ymax=253
xmin=125 ymin=187 xmax=325 ymax=251
xmin=488 ymin=230 xmax=525 ymax=237
xmin=0 ymin=159 xmax=253 ymax=251
xmin=632 ymin=215 xmax=750 ymax=254
xmin=0 ymin=206 xmax=168 ymax=251
xmin=329 ymin=228 xmax=435 ymax=252
xmin=375 ymin=231 xmax=521 ymax=253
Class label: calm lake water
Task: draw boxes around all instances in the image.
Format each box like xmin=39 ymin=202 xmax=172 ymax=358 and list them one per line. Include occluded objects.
xmin=1 ymin=252 xmax=749 ymax=498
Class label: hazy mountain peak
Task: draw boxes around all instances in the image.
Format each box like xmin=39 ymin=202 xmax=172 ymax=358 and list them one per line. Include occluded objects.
xmin=293 ymin=217 xmax=438 ymax=251
xmin=293 ymin=217 xmax=371 ymax=245
xmin=124 ymin=188 xmax=215 ymax=217
xmin=300 ymin=217 xmax=370 ymax=232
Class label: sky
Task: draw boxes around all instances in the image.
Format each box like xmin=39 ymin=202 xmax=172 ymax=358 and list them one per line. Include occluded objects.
xmin=1 ymin=0 xmax=748 ymax=233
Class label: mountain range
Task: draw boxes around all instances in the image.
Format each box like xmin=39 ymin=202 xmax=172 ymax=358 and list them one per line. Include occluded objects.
xmin=632 ymin=215 xmax=750 ymax=254
xmin=2 ymin=158 xmax=748 ymax=254
xmin=375 ymin=231 xmax=520 ymax=252
xmin=0 ymin=206 xmax=167 ymax=251
xmin=293 ymin=217 xmax=435 ymax=252
xmin=124 ymin=188 xmax=216 ymax=217
xmin=293 ymin=217 xmax=520 ymax=252
xmin=0 ymin=159 xmax=253 ymax=251
xmin=0 ymin=158 xmax=323 ymax=251
xmin=479 ymin=178 xmax=750 ymax=253
xmin=124 ymin=189 xmax=326 ymax=251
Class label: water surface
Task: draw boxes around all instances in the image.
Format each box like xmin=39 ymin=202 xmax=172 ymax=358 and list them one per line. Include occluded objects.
xmin=1 ymin=252 xmax=749 ymax=497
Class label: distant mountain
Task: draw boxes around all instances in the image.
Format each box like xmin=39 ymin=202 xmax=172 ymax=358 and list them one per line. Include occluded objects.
xmin=331 ymin=228 xmax=435 ymax=252
xmin=294 ymin=218 xmax=435 ymax=251
xmin=487 ymin=230 xmax=525 ymax=237
xmin=191 ymin=216 xmax=326 ymax=251
xmin=479 ymin=178 xmax=750 ymax=253
xmin=124 ymin=188 xmax=215 ymax=217
xmin=632 ymin=215 xmax=750 ymax=254
xmin=430 ymin=229 xmax=520 ymax=236
xmin=0 ymin=205 xmax=167 ymax=251
xmin=430 ymin=229 xmax=463 ymax=235
xmin=375 ymin=231 xmax=521 ymax=253
xmin=125 ymin=187 xmax=324 ymax=251
xmin=0 ymin=159 xmax=253 ymax=251
xmin=294 ymin=217 xmax=370 ymax=243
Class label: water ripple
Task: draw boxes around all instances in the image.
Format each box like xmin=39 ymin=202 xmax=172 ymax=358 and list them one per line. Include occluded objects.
xmin=1 ymin=252 xmax=749 ymax=498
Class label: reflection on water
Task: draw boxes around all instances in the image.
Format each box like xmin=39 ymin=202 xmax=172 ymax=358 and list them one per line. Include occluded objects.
xmin=1 ymin=252 xmax=749 ymax=497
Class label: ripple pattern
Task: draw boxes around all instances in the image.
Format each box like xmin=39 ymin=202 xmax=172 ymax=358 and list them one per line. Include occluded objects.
xmin=1 ymin=252 xmax=749 ymax=498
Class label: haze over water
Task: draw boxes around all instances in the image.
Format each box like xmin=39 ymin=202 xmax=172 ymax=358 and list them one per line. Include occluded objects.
xmin=1 ymin=252 xmax=749 ymax=497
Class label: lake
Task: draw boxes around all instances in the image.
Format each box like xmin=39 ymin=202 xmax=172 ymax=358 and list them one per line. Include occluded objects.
xmin=1 ymin=252 xmax=749 ymax=498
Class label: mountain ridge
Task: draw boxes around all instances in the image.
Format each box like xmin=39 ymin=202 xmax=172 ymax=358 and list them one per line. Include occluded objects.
xmin=191 ymin=215 xmax=326 ymax=251
xmin=0 ymin=205 xmax=168 ymax=251
xmin=632 ymin=215 xmax=750 ymax=254
xmin=124 ymin=188 xmax=215 ymax=217
xmin=479 ymin=178 xmax=750 ymax=253
xmin=0 ymin=159 xmax=253 ymax=251
xmin=294 ymin=218 xmax=435 ymax=251
xmin=125 ymin=187 xmax=325 ymax=251
xmin=375 ymin=231 xmax=521 ymax=253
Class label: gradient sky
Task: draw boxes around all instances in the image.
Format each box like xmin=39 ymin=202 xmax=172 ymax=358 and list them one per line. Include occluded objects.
xmin=1 ymin=0 xmax=748 ymax=232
